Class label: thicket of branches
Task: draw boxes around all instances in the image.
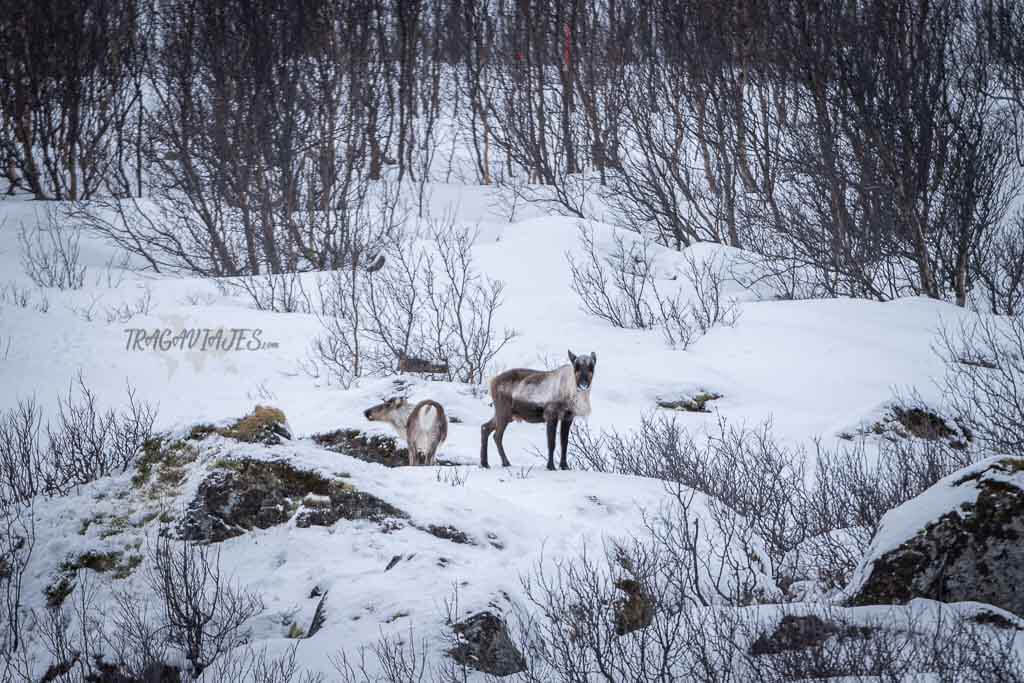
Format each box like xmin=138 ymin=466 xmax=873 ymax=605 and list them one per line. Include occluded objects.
xmin=3 ymin=0 xmax=1023 ymax=312
xmin=310 ymin=212 xmax=517 ymax=387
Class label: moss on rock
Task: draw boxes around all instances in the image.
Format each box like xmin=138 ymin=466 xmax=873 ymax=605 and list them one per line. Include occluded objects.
xmin=132 ymin=436 xmax=198 ymax=497
xmin=848 ymin=457 xmax=1024 ymax=617
xmin=178 ymin=458 xmax=406 ymax=542
xmin=219 ymin=405 xmax=290 ymax=445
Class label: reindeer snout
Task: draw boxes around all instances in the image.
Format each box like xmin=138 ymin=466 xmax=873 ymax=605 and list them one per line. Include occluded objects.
xmin=363 ymin=409 xmax=372 ymax=420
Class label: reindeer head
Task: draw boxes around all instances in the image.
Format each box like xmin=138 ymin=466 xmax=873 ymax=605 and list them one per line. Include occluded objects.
xmin=568 ymin=350 xmax=597 ymax=391
xmin=364 ymin=397 xmax=408 ymax=422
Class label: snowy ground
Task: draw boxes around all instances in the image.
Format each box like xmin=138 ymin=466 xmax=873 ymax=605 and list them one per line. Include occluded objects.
xmin=0 ymin=185 xmax=996 ymax=679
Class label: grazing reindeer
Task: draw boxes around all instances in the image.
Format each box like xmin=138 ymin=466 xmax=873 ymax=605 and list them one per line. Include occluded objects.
xmin=481 ymin=350 xmax=596 ymax=471
xmin=364 ymin=398 xmax=448 ymax=466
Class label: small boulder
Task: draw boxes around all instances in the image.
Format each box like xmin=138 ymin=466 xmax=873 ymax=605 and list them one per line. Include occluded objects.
xmin=448 ymin=611 xmax=526 ymax=677
xmin=220 ymin=405 xmax=291 ymax=445
xmin=613 ymin=578 xmax=655 ymax=636
xmin=846 ymin=456 xmax=1024 ymax=617
xmin=656 ymin=391 xmax=721 ymax=413
xmin=749 ymin=614 xmax=873 ymax=656
xmin=85 ymin=661 xmax=182 ymax=683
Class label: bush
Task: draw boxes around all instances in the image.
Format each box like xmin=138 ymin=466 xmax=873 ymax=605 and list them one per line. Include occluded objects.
xmin=146 ymin=535 xmax=263 ymax=677
xmin=17 ymin=207 xmax=86 ymax=291
xmin=570 ymin=414 xmax=976 ymax=592
xmin=512 ymin=542 xmax=1024 ymax=682
xmin=0 ymin=376 xmax=157 ymax=503
xmin=567 ymin=226 xmax=739 ymax=348
xmin=567 ymin=225 xmax=659 ymax=330
xmin=939 ymin=313 xmax=1024 ymax=456
xmin=312 ymin=213 xmax=516 ymax=387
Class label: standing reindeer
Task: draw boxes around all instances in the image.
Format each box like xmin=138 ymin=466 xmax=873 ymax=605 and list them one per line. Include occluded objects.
xmin=481 ymin=350 xmax=596 ymax=471
xmin=364 ymin=398 xmax=448 ymax=466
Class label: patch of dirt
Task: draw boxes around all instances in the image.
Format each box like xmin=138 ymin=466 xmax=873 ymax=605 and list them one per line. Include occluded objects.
xmin=59 ymin=550 xmax=142 ymax=579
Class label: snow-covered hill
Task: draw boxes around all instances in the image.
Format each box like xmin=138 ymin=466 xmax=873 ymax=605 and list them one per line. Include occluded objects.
xmin=0 ymin=188 xmax=1016 ymax=681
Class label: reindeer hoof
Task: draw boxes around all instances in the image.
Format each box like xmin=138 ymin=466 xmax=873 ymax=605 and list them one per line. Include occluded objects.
xmin=546 ymin=463 xmax=557 ymax=472
xmin=480 ymin=461 xmax=490 ymax=469
xmin=560 ymin=464 xmax=571 ymax=471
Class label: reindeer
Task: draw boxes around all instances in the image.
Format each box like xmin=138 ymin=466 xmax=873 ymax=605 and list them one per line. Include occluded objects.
xmin=481 ymin=350 xmax=596 ymax=471
xmin=364 ymin=398 xmax=448 ymax=466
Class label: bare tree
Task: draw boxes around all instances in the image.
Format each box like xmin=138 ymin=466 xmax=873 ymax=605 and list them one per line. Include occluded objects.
xmin=147 ymin=535 xmax=264 ymax=677
xmin=567 ymin=225 xmax=659 ymax=330
xmin=45 ymin=375 xmax=158 ymax=495
xmin=0 ymin=0 xmax=145 ymax=200
xmin=938 ymin=313 xmax=1024 ymax=456
xmin=313 ymin=211 xmax=515 ymax=386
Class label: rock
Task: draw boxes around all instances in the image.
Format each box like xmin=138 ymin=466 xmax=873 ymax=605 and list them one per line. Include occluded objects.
xmin=312 ymin=428 xmax=409 ymax=468
xmin=613 ymin=578 xmax=655 ymax=636
xmin=448 ymin=611 xmax=526 ymax=677
xmin=178 ymin=459 xmax=406 ymax=542
xmin=843 ymin=403 xmax=972 ymax=450
xmin=307 ymin=591 xmax=328 ymax=639
xmin=78 ymin=660 xmax=182 ymax=683
xmin=846 ymin=456 xmax=1024 ymax=617
xmin=749 ymin=614 xmax=873 ymax=656
xmin=656 ymin=391 xmax=721 ymax=413
xmin=219 ymin=405 xmax=291 ymax=445
xmin=421 ymin=524 xmax=473 ymax=545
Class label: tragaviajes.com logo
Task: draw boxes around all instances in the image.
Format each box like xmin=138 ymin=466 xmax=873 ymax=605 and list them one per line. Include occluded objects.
xmin=125 ymin=327 xmax=278 ymax=352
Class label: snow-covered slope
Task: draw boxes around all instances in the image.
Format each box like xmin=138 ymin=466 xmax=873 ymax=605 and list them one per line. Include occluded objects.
xmin=0 ymin=194 xmax=977 ymax=459
xmin=0 ymin=188 xmax=1000 ymax=679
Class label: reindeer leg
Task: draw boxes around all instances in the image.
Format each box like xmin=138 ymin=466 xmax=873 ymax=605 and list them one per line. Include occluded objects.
xmin=545 ymin=416 xmax=558 ymax=471
xmin=559 ymin=413 xmax=573 ymax=471
xmin=494 ymin=420 xmax=512 ymax=467
xmin=480 ymin=418 xmax=495 ymax=468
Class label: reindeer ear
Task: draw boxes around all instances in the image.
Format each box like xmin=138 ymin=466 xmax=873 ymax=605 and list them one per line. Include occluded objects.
xmin=568 ymin=350 xmax=577 ymax=363
xmin=590 ymin=352 xmax=597 ymax=365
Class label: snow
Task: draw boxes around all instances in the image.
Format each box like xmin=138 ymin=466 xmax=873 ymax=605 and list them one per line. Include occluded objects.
xmin=0 ymin=184 xmax=1009 ymax=678
xmin=11 ymin=432 xmax=771 ymax=680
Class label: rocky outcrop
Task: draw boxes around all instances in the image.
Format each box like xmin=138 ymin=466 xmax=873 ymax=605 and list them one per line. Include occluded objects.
xmin=178 ymin=459 xmax=405 ymax=542
xmin=312 ymin=428 xmax=409 ymax=467
xmin=846 ymin=456 xmax=1024 ymax=616
xmin=448 ymin=611 xmax=526 ymax=677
